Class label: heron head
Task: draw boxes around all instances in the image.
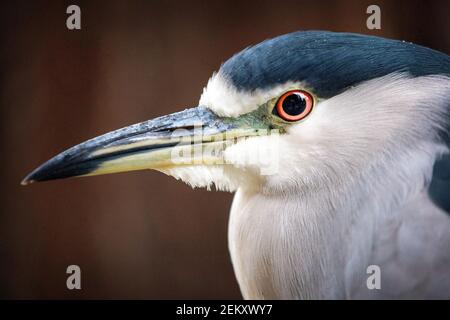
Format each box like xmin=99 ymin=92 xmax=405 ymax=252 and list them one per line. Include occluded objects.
xmin=22 ymin=31 xmax=450 ymax=196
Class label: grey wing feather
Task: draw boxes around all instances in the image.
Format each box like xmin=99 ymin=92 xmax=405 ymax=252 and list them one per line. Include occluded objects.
xmin=429 ymin=153 xmax=450 ymax=214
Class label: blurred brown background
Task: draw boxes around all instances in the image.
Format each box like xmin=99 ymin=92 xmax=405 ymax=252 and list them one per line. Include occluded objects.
xmin=0 ymin=0 xmax=448 ymax=299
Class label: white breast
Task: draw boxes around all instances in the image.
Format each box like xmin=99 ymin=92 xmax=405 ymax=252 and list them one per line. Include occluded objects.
xmin=228 ymin=188 xmax=347 ymax=299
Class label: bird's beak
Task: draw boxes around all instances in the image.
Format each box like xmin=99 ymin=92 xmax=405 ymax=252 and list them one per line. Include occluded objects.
xmin=22 ymin=106 xmax=260 ymax=185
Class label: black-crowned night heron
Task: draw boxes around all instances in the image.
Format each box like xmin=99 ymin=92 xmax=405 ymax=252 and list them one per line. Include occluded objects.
xmin=23 ymin=31 xmax=450 ymax=299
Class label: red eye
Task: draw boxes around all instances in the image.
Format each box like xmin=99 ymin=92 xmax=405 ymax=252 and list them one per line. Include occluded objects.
xmin=275 ymin=90 xmax=314 ymax=121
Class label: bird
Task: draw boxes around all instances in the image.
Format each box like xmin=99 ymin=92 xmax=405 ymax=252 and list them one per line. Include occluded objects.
xmin=22 ymin=31 xmax=450 ymax=299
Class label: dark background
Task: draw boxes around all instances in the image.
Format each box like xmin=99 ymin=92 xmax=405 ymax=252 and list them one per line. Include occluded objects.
xmin=0 ymin=0 xmax=448 ymax=299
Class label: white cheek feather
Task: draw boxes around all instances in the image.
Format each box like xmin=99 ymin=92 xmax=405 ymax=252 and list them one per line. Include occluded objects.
xmin=263 ymin=73 xmax=450 ymax=194
xmin=157 ymin=165 xmax=257 ymax=192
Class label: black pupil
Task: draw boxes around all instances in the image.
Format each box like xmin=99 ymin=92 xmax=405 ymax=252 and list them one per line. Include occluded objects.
xmin=282 ymin=93 xmax=306 ymax=116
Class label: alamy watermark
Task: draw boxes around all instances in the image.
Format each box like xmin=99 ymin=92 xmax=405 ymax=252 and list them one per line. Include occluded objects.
xmin=168 ymin=125 xmax=281 ymax=176
xmin=66 ymin=264 xmax=81 ymax=290
xmin=66 ymin=5 xmax=81 ymax=30
xmin=366 ymin=265 xmax=381 ymax=290
xmin=366 ymin=5 xmax=381 ymax=30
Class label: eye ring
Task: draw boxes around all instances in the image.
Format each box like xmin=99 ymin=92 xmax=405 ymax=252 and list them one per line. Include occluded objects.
xmin=275 ymin=90 xmax=314 ymax=122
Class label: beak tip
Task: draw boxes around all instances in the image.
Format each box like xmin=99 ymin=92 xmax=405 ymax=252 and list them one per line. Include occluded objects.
xmin=21 ymin=173 xmax=36 ymax=186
